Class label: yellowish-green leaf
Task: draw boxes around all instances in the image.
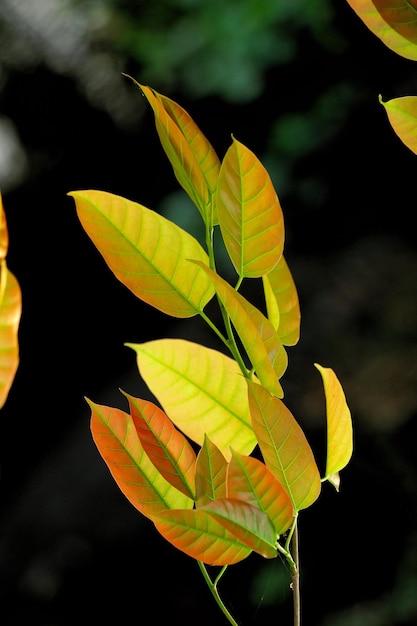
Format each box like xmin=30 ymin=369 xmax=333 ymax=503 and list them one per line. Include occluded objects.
xmin=195 ymin=435 xmax=228 ymax=507
xmin=217 ymin=136 xmax=284 ymax=278
xmin=247 ymin=381 xmax=321 ymax=511
xmin=315 ymin=364 xmax=353 ymax=490
xmin=0 ymin=264 xmax=21 ymax=409
xmin=262 ymin=255 xmax=300 ymax=346
xmin=380 ymin=95 xmax=417 ymax=155
xmin=193 ymin=261 xmax=287 ymax=397
xmin=228 ymin=450 xmax=294 ymax=536
xmin=69 ymin=190 xmax=214 ymax=318
xmin=89 ymin=399 xmax=193 ymax=518
xmin=124 ymin=393 xmax=196 ymax=500
xmin=153 ymin=508 xmax=252 ymax=565
xmin=127 ymin=339 xmax=257 ymax=460
xmin=202 ymin=498 xmax=277 ymax=559
xmin=136 ymin=81 xmax=221 ymax=224
xmin=345 ymin=0 xmax=417 ymax=60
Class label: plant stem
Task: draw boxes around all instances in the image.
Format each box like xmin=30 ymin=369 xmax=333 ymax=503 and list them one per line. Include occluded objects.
xmin=290 ymin=522 xmax=301 ymax=626
xmin=197 ymin=561 xmax=239 ymax=626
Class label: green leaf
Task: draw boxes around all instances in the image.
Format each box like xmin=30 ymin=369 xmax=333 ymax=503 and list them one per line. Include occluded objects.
xmin=153 ymin=508 xmax=252 ymax=565
xmin=202 ymin=498 xmax=277 ymax=559
xmin=216 ymin=136 xmax=284 ymax=278
xmin=228 ymin=450 xmax=294 ymax=536
xmin=195 ymin=435 xmax=228 ymax=507
xmin=89 ymin=399 xmax=193 ymax=518
xmin=123 ymin=393 xmax=197 ymax=500
xmin=262 ymin=255 xmax=300 ymax=346
xmin=69 ymin=190 xmax=214 ymax=318
xmin=314 ymin=364 xmax=353 ymax=491
xmin=137 ymin=81 xmax=221 ymax=225
xmin=380 ymin=95 xmax=417 ymax=155
xmin=192 ymin=261 xmax=287 ymax=398
xmin=247 ymin=381 xmax=321 ymax=511
xmin=345 ymin=0 xmax=417 ymax=60
xmin=127 ymin=339 xmax=257 ymax=460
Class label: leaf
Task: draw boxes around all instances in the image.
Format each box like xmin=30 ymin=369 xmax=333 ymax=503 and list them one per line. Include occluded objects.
xmin=216 ymin=137 xmax=284 ymax=278
xmin=123 ymin=393 xmax=196 ymax=500
xmin=153 ymin=508 xmax=252 ymax=565
xmin=314 ymin=364 xmax=353 ymax=491
xmin=202 ymin=498 xmax=277 ymax=559
xmin=228 ymin=450 xmax=294 ymax=536
xmin=0 ymin=265 xmax=21 ymax=409
xmin=127 ymin=339 xmax=257 ymax=460
xmin=262 ymin=255 xmax=301 ymax=346
xmin=379 ymin=95 xmax=417 ymax=155
xmin=247 ymin=381 xmax=321 ymax=511
xmin=344 ymin=0 xmax=417 ymax=60
xmin=136 ymin=81 xmax=221 ymax=224
xmin=195 ymin=435 xmax=228 ymax=507
xmin=192 ymin=261 xmax=287 ymax=398
xmin=89 ymin=399 xmax=193 ymax=518
xmin=69 ymin=190 xmax=214 ymax=318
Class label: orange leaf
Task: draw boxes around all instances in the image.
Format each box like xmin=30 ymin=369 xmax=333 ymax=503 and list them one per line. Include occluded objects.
xmin=345 ymin=0 xmax=417 ymax=60
xmin=202 ymin=498 xmax=277 ymax=559
xmin=217 ymin=137 xmax=284 ymax=278
xmin=192 ymin=261 xmax=287 ymax=397
xmin=69 ymin=190 xmax=214 ymax=318
xmin=137 ymin=81 xmax=221 ymax=224
xmin=262 ymin=255 xmax=301 ymax=346
xmin=89 ymin=400 xmax=193 ymax=519
xmin=380 ymin=95 xmax=417 ymax=155
xmin=315 ymin=364 xmax=353 ymax=491
xmin=0 ymin=265 xmax=21 ymax=409
xmin=247 ymin=381 xmax=321 ymax=511
xmin=124 ymin=393 xmax=196 ymax=500
xmin=153 ymin=508 xmax=252 ymax=565
xmin=195 ymin=435 xmax=228 ymax=507
xmin=0 ymin=190 xmax=9 ymax=261
xmin=228 ymin=450 xmax=294 ymax=536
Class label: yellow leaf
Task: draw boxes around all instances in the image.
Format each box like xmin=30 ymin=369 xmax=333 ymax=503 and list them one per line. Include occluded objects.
xmin=380 ymin=95 xmax=417 ymax=155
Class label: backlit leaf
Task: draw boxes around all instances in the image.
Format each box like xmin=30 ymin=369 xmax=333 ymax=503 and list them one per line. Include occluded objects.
xmin=137 ymin=81 xmax=221 ymax=224
xmin=195 ymin=435 xmax=228 ymax=507
xmin=228 ymin=450 xmax=294 ymax=536
xmin=0 ymin=264 xmax=21 ymax=409
xmin=315 ymin=364 xmax=353 ymax=490
xmin=193 ymin=261 xmax=287 ymax=398
xmin=262 ymin=255 xmax=300 ymax=346
xmin=69 ymin=190 xmax=214 ymax=317
xmin=127 ymin=339 xmax=257 ymax=460
xmin=344 ymin=0 xmax=417 ymax=60
xmin=380 ymin=95 xmax=417 ymax=155
xmin=247 ymin=381 xmax=321 ymax=511
xmin=153 ymin=508 xmax=252 ymax=565
xmin=89 ymin=400 xmax=193 ymax=518
xmin=124 ymin=393 xmax=196 ymax=499
xmin=217 ymin=137 xmax=284 ymax=278
xmin=202 ymin=498 xmax=277 ymax=559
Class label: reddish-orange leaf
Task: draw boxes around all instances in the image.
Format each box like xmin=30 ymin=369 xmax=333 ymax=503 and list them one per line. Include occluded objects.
xmin=137 ymin=81 xmax=221 ymax=224
xmin=216 ymin=137 xmax=284 ymax=278
xmin=227 ymin=450 xmax=294 ymax=536
xmin=262 ymin=255 xmax=301 ymax=346
xmin=69 ymin=190 xmax=214 ymax=318
xmin=247 ymin=381 xmax=321 ymax=511
xmin=153 ymin=508 xmax=252 ymax=565
xmin=202 ymin=498 xmax=277 ymax=559
xmin=89 ymin=399 xmax=192 ymax=519
xmin=124 ymin=393 xmax=197 ymax=500
xmin=345 ymin=0 xmax=417 ymax=60
xmin=195 ymin=435 xmax=228 ymax=507
xmin=0 ymin=191 xmax=9 ymax=261
xmin=192 ymin=261 xmax=287 ymax=398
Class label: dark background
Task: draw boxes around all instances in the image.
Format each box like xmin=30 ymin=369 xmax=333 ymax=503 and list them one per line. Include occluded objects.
xmin=1 ymin=1 xmax=417 ymax=624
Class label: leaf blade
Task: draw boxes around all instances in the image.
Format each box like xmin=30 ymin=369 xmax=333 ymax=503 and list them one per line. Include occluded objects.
xmin=262 ymin=255 xmax=301 ymax=346
xmin=380 ymin=95 xmax=417 ymax=155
